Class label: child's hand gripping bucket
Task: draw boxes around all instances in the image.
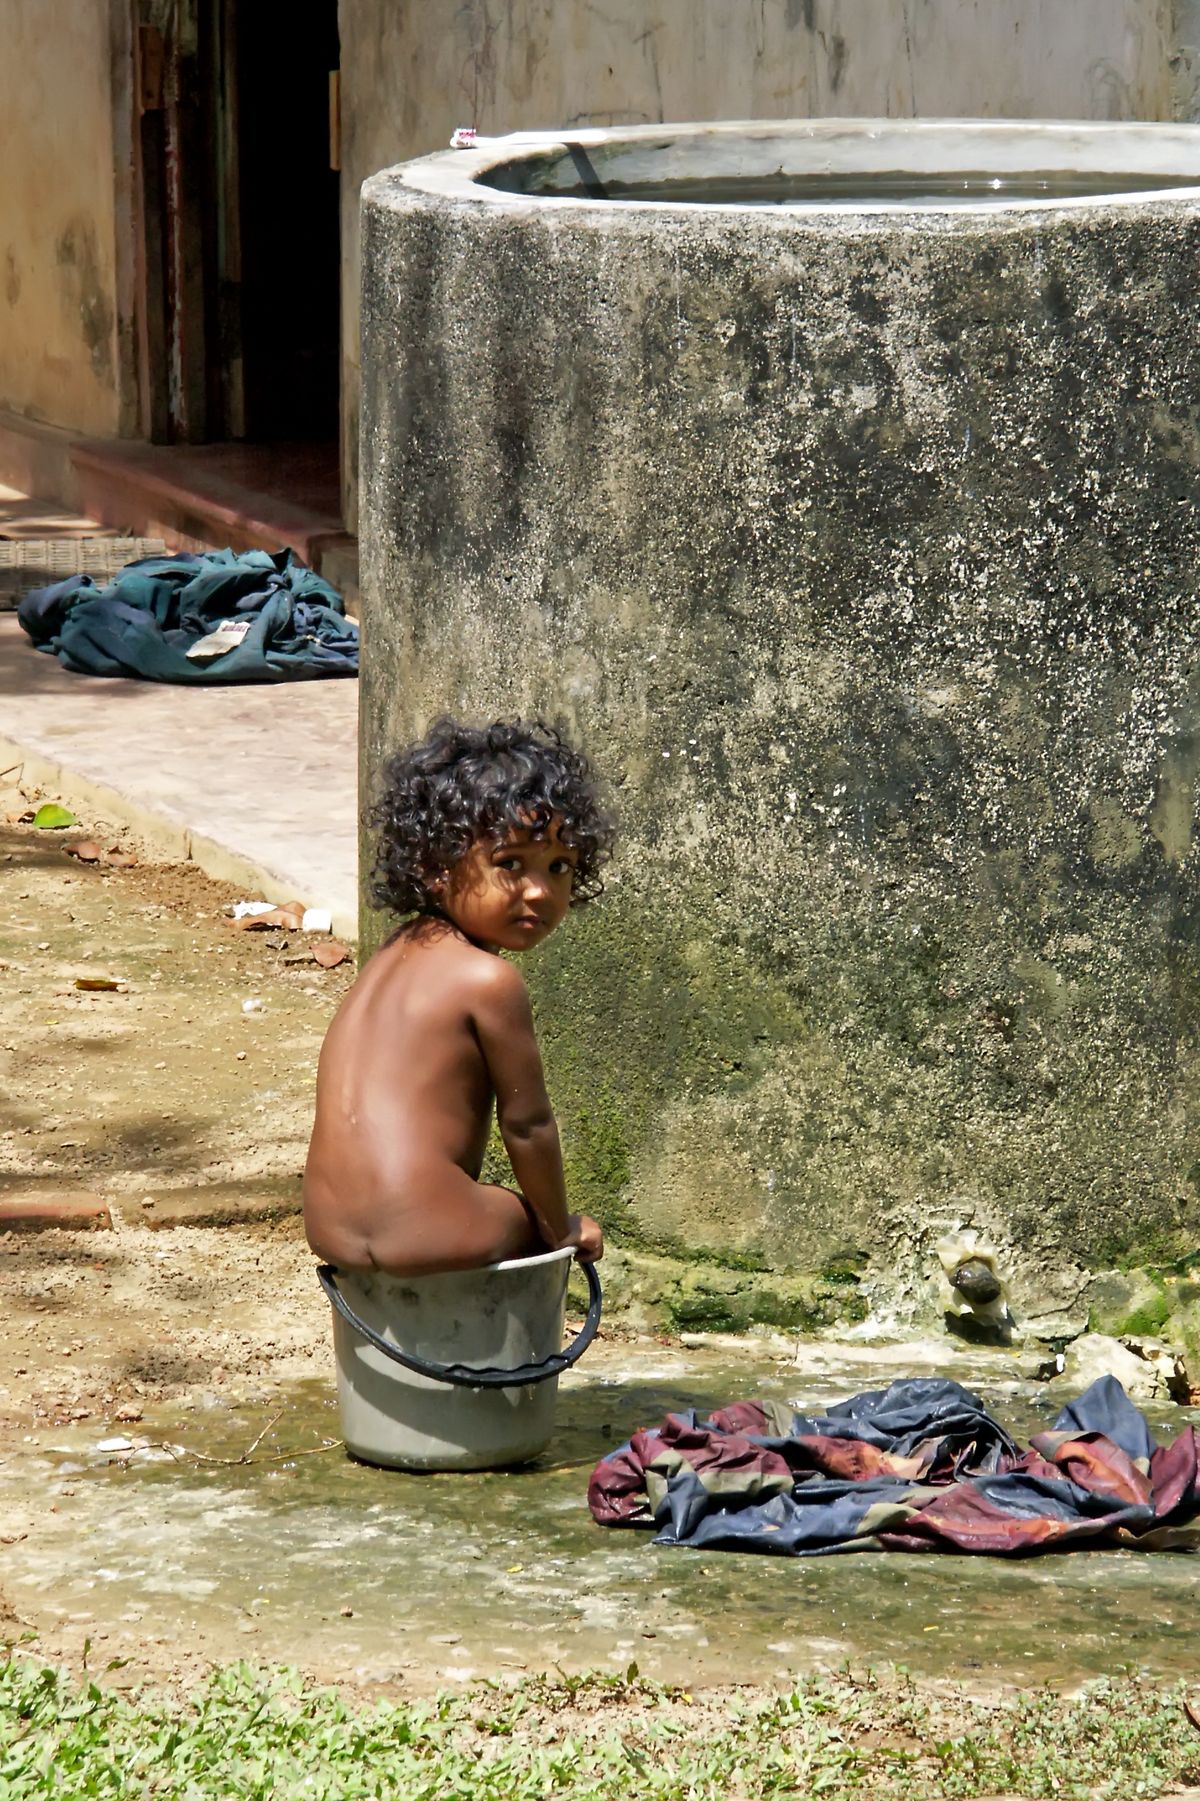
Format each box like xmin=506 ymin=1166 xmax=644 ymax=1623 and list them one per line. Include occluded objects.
xmin=318 ymin=1246 xmax=602 ymax=1470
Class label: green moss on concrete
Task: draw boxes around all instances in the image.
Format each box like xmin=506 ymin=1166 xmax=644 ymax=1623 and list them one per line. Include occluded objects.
xmin=570 ymin=1247 xmax=867 ymax=1334
xmin=820 ymin=1250 xmax=871 ymax=1283
xmin=664 ymin=1266 xmax=867 ymax=1334
xmin=490 ymin=869 xmax=1200 ymax=1284
xmin=1119 ymin=1292 xmax=1172 ymax=1337
xmin=1099 ymin=1228 xmax=1200 ymax=1273
xmin=1166 ymin=1295 xmax=1200 ymax=1368
xmin=478 ymin=1118 xmax=510 ymax=1190
xmin=525 ymin=887 xmax=812 ymax=1260
xmin=559 ymin=1084 xmax=637 ymax=1235
xmin=550 ymin=854 xmax=1200 ymax=1272
xmin=1086 ymin=1269 xmax=1169 ymax=1338
xmin=1156 ymin=1276 xmax=1200 ymax=1370
xmin=1085 ymin=1267 xmax=1200 ymax=1375
xmin=1147 ymin=1249 xmax=1200 ymax=1278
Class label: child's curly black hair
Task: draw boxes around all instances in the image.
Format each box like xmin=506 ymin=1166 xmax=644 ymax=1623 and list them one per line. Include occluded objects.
xmin=366 ymin=717 xmax=616 ymax=915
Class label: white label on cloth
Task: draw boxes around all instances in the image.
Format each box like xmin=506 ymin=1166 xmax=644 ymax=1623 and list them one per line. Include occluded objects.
xmin=186 ymin=618 xmax=253 ymax=660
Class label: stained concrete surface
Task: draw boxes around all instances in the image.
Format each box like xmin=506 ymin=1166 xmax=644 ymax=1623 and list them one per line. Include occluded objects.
xmin=337 ymin=0 xmax=1190 ymax=528
xmin=5 ymin=1336 xmax=1199 ymax=1694
xmin=361 ymin=122 xmax=1200 ymax=1281
xmin=0 ymin=614 xmax=358 ymax=936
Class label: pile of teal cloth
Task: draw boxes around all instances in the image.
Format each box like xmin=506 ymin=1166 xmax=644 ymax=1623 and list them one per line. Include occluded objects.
xmin=18 ymin=547 xmax=358 ymax=683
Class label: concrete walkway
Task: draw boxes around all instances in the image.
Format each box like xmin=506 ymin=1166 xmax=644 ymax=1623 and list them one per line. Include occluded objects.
xmin=0 ymin=615 xmax=358 ymax=937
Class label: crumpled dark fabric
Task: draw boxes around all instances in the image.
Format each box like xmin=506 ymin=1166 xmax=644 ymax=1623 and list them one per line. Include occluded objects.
xmin=587 ymin=1375 xmax=1200 ymax=1556
xmin=18 ymin=547 xmax=357 ymax=682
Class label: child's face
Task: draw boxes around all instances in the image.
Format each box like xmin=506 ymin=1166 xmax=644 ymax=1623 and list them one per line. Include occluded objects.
xmin=439 ymin=821 xmax=578 ymax=952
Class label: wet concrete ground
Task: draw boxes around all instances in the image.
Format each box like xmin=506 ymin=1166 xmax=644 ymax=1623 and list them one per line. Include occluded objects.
xmin=5 ymin=1336 xmax=1198 ymax=1693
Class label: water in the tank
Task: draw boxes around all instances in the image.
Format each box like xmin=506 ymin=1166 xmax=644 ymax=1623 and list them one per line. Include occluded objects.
xmin=507 ymin=169 xmax=1200 ymax=208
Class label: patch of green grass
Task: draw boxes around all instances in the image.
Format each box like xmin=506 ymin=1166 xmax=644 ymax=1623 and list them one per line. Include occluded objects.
xmin=2 ymin=1657 xmax=1199 ymax=1799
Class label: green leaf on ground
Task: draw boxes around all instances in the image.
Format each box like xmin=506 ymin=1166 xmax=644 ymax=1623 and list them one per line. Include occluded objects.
xmin=32 ymin=804 xmax=78 ymax=829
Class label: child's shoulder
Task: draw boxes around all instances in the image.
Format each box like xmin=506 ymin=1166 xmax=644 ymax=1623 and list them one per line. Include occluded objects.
xmin=458 ymin=944 xmax=528 ymax=1000
xmin=445 ymin=942 xmax=531 ymax=1019
xmin=374 ymin=923 xmax=528 ymax=1002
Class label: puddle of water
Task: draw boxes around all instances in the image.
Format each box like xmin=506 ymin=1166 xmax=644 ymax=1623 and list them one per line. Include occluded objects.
xmin=6 ymin=1341 xmax=1199 ymax=1689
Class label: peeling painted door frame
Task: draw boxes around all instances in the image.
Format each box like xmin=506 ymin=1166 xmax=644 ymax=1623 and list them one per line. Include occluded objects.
xmin=131 ymin=0 xmax=233 ymax=443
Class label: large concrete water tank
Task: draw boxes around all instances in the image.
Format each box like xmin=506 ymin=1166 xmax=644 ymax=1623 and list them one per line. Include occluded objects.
xmin=359 ymin=121 xmax=1200 ymax=1284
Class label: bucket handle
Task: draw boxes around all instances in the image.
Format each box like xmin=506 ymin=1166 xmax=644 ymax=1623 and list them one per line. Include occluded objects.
xmin=317 ymin=1258 xmax=603 ymax=1389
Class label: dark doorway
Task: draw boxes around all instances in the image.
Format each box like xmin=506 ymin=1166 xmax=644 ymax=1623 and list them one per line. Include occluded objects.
xmin=234 ymin=1 xmax=340 ymax=442
xmin=135 ymin=0 xmax=341 ymax=453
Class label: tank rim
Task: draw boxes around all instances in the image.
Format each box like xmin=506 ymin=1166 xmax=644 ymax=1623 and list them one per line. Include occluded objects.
xmin=367 ymin=118 xmax=1200 ymax=218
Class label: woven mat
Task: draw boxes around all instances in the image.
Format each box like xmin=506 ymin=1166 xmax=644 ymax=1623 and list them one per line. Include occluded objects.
xmin=0 ymin=537 xmax=167 ymax=608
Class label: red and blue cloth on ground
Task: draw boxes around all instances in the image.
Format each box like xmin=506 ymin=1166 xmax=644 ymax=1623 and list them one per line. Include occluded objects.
xmin=587 ymin=1375 xmax=1200 ymax=1555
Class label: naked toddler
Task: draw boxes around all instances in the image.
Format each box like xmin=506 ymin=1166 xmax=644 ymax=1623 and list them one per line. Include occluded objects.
xmin=304 ymin=718 xmax=614 ymax=1275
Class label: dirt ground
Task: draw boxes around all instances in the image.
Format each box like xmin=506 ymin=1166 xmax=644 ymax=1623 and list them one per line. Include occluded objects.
xmin=0 ymin=791 xmax=364 ymax=1664
xmin=0 ymin=794 xmax=357 ymax=1228
xmin=0 ymin=792 xmax=640 ymax=1697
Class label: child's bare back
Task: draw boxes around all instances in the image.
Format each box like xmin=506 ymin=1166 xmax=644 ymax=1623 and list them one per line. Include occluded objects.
xmin=306 ymin=919 xmax=554 ymax=1273
xmin=304 ymin=718 xmax=613 ymax=1277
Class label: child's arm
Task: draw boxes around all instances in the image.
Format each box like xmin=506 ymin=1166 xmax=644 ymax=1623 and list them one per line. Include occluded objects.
xmin=470 ymin=959 xmax=575 ymax=1250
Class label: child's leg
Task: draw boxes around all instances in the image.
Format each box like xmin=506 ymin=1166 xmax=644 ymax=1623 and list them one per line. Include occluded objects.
xmin=367 ymin=1168 xmax=546 ymax=1276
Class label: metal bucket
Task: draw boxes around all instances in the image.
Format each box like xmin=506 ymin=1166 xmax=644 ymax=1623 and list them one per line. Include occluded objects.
xmin=318 ymin=1247 xmax=602 ymax=1471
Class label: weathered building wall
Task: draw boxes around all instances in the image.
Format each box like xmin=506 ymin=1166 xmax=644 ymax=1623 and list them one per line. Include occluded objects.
xmin=0 ymin=0 xmax=1190 ymax=491
xmin=339 ymin=0 xmax=1177 ymax=528
xmin=1172 ymin=0 xmax=1200 ymax=117
xmin=0 ymin=0 xmax=134 ymax=438
xmin=360 ymin=135 xmax=1200 ymax=1288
